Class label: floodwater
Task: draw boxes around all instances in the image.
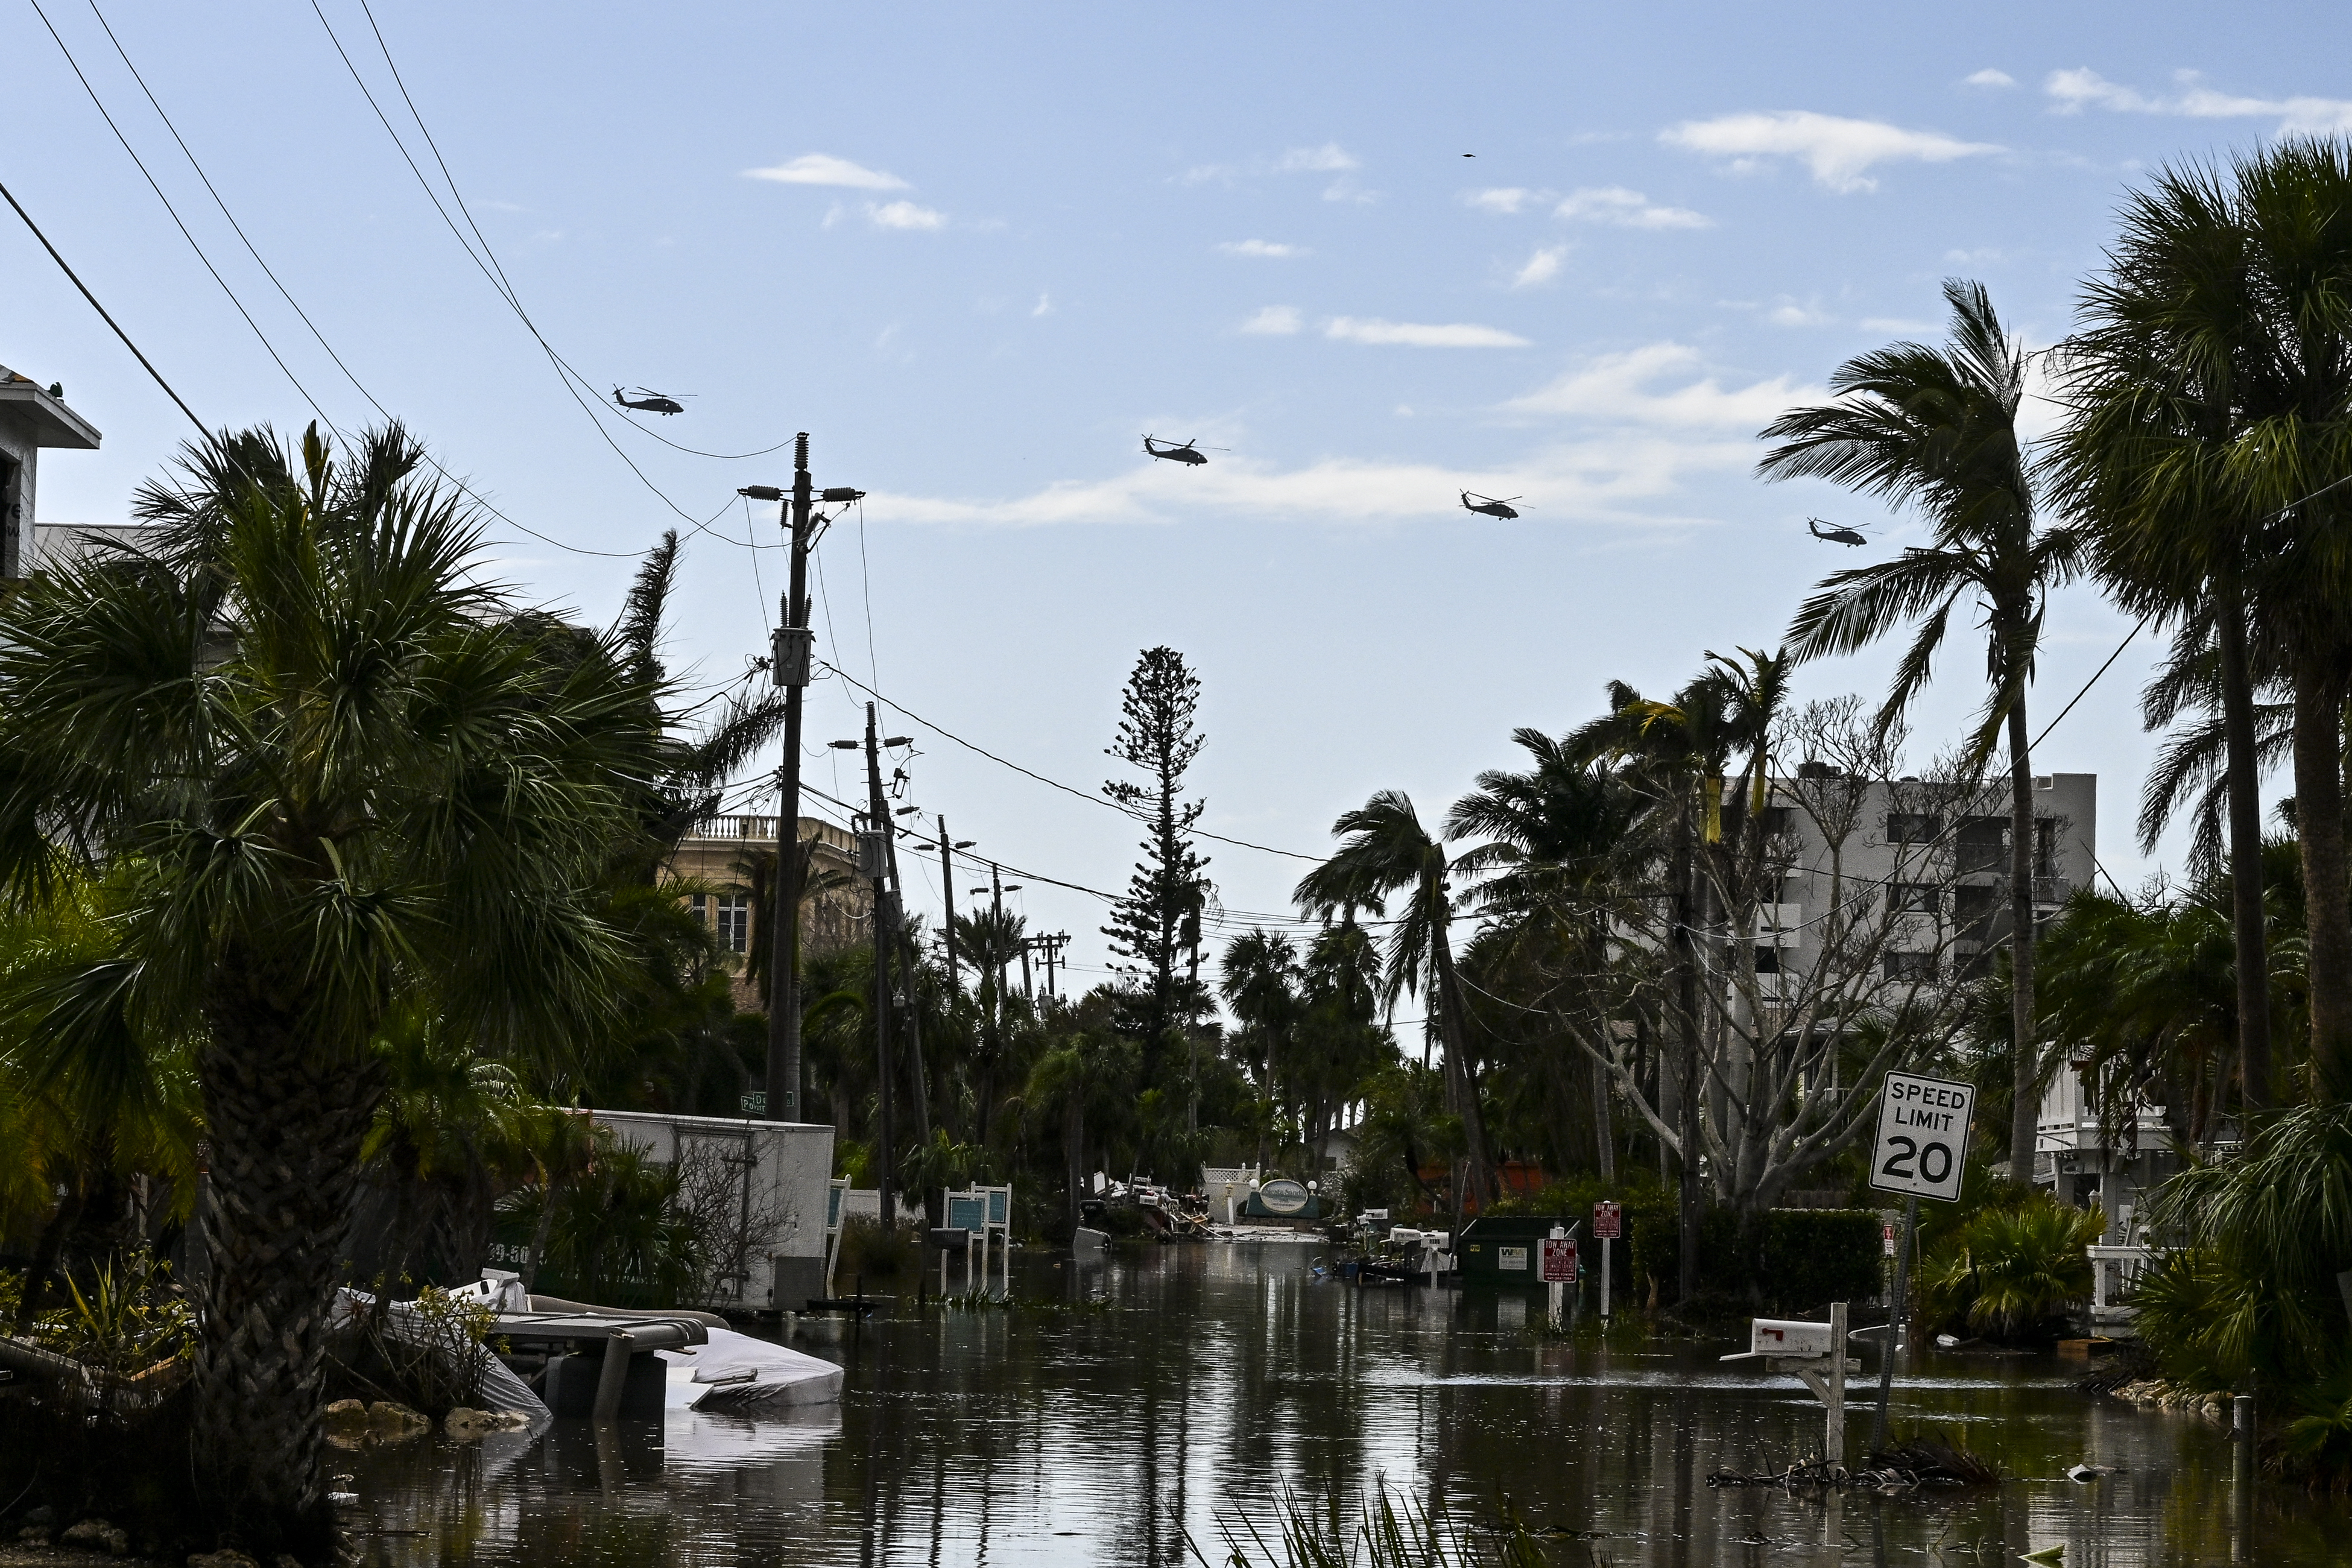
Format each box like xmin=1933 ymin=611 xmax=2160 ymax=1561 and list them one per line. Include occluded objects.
xmin=346 ymin=1245 xmax=2352 ymax=1566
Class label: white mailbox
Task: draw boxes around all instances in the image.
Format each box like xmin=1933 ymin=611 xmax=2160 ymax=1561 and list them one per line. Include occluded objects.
xmin=1729 ymin=1317 xmax=1837 ymax=1361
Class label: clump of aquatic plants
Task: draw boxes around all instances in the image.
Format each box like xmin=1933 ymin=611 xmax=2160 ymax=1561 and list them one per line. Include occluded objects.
xmin=1186 ymin=1483 xmax=1559 ymax=1568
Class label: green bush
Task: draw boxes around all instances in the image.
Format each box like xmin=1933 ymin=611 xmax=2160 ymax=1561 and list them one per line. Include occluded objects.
xmin=1915 ymin=1192 xmax=2101 ymax=1342
xmin=1625 ymin=1204 xmax=1883 ymax=1314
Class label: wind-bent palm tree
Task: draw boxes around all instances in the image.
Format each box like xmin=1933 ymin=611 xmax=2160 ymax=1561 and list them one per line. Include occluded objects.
xmin=0 ymin=424 xmax=668 ymax=1558
xmin=1295 ymin=791 xmax=1496 ymax=1206
xmin=1761 ymin=279 xmax=2079 ymax=1179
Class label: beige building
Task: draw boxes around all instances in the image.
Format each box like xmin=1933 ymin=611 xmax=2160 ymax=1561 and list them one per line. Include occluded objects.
xmin=662 ymin=815 xmax=871 ymax=1010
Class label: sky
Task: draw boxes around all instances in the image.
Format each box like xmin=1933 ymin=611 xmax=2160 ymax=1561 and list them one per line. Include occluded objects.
xmin=7 ymin=2 xmax=2348 ymax=997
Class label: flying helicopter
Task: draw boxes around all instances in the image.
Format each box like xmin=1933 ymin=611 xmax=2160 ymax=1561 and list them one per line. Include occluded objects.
xmin=1143 ymin=435 xmax=1212 ymax=465
xmin=1807 ymin=516 xmax=1868 ymax=547
xmin=1461 ymin=491 xmax=1521 ymax=519
xmin=613 ymin=387 xmax=691 ymax=416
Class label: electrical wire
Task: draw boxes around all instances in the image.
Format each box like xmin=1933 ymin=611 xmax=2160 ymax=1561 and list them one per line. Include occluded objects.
xmin=316 ymin=1 xmax=799 ymax=520
xmin=0 ymin=179 xmax=201 ymax=434
xmin=815 ymin=662 xmax=1323 ymax=862
xmin=33 ymin=0 xmax=648 ymax=560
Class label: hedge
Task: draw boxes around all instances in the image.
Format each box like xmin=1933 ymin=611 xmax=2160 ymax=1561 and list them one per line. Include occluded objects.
xmin=1623 ymin=1204 xmax=1883 ymax=1314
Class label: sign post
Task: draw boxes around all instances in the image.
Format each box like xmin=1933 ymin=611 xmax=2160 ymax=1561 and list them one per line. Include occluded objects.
xmin=1593 ymin=1200 xmax=1622 ymax=1321
xmin=1539 ymin=1229 xmax=1579 ymax=1329
xmin=1866 ymin=1070 xmax=1976 ymax=1455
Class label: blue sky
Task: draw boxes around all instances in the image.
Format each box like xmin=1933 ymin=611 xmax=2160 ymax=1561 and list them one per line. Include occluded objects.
xmin=8 ymin=2 xmax=2347 ymax=990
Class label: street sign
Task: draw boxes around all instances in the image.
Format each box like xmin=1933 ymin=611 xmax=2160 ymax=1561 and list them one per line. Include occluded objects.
xmin=1883 ymin=1222 xmax=1897 ymax=1257
xmin=1592 ymin=1200 xmax=1622 ymax=1239
xmin=740 ymin=1092 xmax=767 ymax=1116
xmin=1870 ymin=1070 xmax=1975 ymax=1203
xmin=1539 ymin=1236 xmax=1579 ymax=1284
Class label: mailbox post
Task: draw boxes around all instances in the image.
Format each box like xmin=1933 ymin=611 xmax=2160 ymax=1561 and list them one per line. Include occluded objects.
xmin=1722 ymin=1302 xmax=1857 ymax=1469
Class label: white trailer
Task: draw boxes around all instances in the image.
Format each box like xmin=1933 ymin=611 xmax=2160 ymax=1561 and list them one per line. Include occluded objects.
xmin=590 ymin=1110 xmax=835 ymax=1315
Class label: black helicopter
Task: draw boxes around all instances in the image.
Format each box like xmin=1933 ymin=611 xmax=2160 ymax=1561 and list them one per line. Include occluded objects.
xmin=1807 ymin=517 xmax=1868 ymax=547
xmin=1461 ymin=491 xmax=1521 ymax=519
xmin=1143 ymin=435 xmax=1210 ymax=466
xmin=614 ymin=387 xmax=690 ymax=416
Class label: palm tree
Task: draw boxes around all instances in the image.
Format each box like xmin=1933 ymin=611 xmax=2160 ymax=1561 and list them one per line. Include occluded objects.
xmin=1294 ymin=791 xmax=1496 ymax=1207
xmin=1446 ymin=730 xmax=1643 ymax=1180
xmin=2050 ymin=161 xmax=2281 ymax=1105
xmin=0 ymin=423 xmax=667 ymax=1557
xmin=1761 ymin=279 xmax=2080 ymax=1178
xmin=2056 ymin=142 xmax=2352 ymax=1101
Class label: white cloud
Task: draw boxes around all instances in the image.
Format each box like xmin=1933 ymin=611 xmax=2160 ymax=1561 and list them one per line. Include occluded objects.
xmin=1513 ymin=245 xmax=1569 ymax=289
xmin=1965 ymin=69 xmax=2017 ymax=89
xmin=1555 ymin=186 xmax=1712 ymax=229
xmin=1279 ymin=142 xmax=1359 ymax=172
xmin=2045 ymin=68 xmax=2352 ymax=134
xmin=1326 ymin=317 xmax=1530 ymax=348
xmin=1467 ymin=187 xmax=1545 ymax=213
xmin=858 ymin=343 xmax=1826 ymax=530
xmin=1661 ymin=110 xmax=2000 ymax=194
xmin=1032 ymin=292 xmax=1054 ymax=317
xmin=1502 ymin=341 xmax=1818 ymax=428
xmin=745 ymin=153 xmax=909 ymax=190
xmin=1859 ymin=317 xmax=1937 ymax=334
xmin=1218 ymin=239 xmax=1307 ymax=258
xmin=867 ymin=201 xmax=947 ymax=230
xmin=1768 ymin=300 xmax=1832 ymax=327
xmin=1239 ymin=305 xmax=1303 ymax=336
xmin=863 ymin=439 xmax=1745 ymax=530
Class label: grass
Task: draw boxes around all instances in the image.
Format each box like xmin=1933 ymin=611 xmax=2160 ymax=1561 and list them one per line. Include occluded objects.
xmin=1183 ymin=1482 xmax=1599 ymax=1568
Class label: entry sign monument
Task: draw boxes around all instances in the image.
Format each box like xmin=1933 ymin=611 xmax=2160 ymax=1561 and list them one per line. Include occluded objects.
xmin=1870 ymin=1070 xmax=1974 ymax=1203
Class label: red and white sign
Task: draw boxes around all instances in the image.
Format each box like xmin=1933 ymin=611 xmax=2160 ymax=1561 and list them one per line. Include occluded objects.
xmin=1593 ymin=1200 xmax=1622 ymax=1240
xmin=1882 ymin=1222 xmax=1897 ymax=1258
xmin=1540 ymin=1236 xmax=1579 ymax=1284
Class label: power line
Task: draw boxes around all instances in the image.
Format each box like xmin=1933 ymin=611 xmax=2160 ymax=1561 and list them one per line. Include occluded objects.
xmin=312 ymin=1 xmax=797 ymax=531
xmin=0 ymin=179 xmax=201 ymax=434
xmin=815 ymin=662 xmax=1323 ymax=862
xmin=32 ymin=1 xmax=647 ymax=561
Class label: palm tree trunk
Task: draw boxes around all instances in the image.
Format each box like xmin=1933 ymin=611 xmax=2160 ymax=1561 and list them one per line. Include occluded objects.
xmin=1430 ymin=935 xmax=1495 ymax=1207
xmin=1064 ymin=1095 xmax=1085 ymax=1233
xmin=2295 ymin=658 xmax=2352 ymax=1098
xmin=2217 ymin=575 xmax=2272 ymax=1107
xmin=1592 ymin=1057 xmax=1617 ymax=1181
xmin=191 ymin=963 xmax=382 ymax=1561
xmin=2006 ymin=701 xmax=2040 ymax=1180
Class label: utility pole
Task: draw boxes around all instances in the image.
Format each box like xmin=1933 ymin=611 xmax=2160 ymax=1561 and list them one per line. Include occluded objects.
xmin=860 ymin=702 xmax=897 ymax=1225
xmin=1020 ymin=936 xmax=1034 ymax=999
xmin=885 ymin=805 xmax=930 ymax=1146
xmin=938 ymin=817 xmax=958 ymax=988
xmin=990 ymin=864 xmax=1007 ymax=1002
xmin=746 ymin=438 xmax=815 ymax=1125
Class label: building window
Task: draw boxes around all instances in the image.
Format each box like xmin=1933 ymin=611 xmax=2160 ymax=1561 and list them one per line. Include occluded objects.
xmin=1956 ymin=817 xmax=2006 ymax=873
xmin=716 ymin=894 xmax=751 ymax=953
xmin=1891 ymin=882 xmax=1941 ymax=914
xmin=1886 ymin=812 xmax=1941 ymax=845
xmin=1882 ymin=951 xmax=1936 ymax=982
xmin=1753 ymin=945 xmax=1781 ymax=975
xmin=1759 ymin=806 xmax=1796 ymax=838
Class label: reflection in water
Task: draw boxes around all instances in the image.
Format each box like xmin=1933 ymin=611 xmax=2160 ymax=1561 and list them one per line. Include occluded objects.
xmin=350 ymin=1246 xmax=2352 ymax=1565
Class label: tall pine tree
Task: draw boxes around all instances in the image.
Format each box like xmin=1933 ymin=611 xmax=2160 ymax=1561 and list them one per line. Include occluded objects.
xmin=1101 ymin=646 xmax=1212 ymax=1078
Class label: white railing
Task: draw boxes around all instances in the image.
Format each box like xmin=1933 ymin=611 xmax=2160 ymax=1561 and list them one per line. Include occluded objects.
xmin=684 ymin=814 xmax=778 ymax=841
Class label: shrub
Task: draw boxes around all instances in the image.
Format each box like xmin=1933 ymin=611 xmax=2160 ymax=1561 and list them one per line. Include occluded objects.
xmin=1915 ymin=1193 xmax=2101 ymax=1342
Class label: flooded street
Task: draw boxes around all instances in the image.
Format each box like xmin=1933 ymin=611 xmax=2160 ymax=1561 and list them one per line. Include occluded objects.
xmin=349 ymin=1247 xmax=2352 ymax=1566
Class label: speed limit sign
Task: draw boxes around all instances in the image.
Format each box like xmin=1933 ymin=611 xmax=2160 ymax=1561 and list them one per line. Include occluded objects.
xmin=1870 ymin=1070 xmax=1974 ymax=1203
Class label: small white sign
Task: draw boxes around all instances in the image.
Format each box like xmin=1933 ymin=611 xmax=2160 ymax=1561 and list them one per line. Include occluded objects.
xmin=1497 ymin=1245 xmax=1529 ymax=1271
xmin=1871 ymin=1070 xmax=1975 ymax=1203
